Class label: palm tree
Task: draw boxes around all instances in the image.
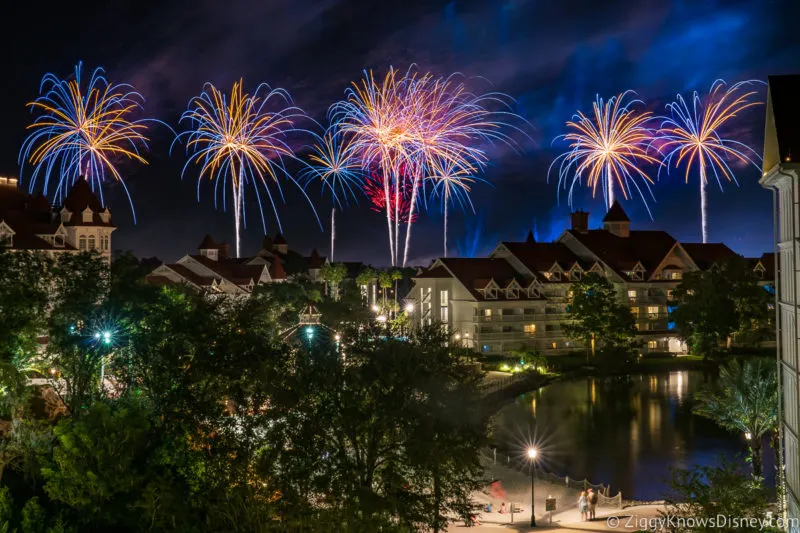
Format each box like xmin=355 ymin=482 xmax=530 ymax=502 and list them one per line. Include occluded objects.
xmin=355 ymin=267 xmax=377 ymax=306
xmin=378 ymin=271 xmax=392 ymax=311
xmin=693 ymin=359 xmax=778 ymax=480
xmin=391 ymin=269 xmax=403 ymax=309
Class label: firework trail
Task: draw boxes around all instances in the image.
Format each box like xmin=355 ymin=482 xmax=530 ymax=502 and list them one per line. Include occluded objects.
xmin=549 ymin=91 xmax=660 ymax=217
xmin=176 ymin=80 xmax=318 ymax=257
xmin=303 ymin=130 xmax=363 ymax=261
xmin=657 ymin=80 xmax=763 ymax=243
xmin=19 ymin=62 xmax=155 ymax=221
xmin=428 ymin=158 xmax=482 ymax=257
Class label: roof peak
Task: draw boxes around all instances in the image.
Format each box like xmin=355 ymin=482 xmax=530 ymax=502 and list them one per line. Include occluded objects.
xmin=602 ymin=201 xmax=630 ymax=223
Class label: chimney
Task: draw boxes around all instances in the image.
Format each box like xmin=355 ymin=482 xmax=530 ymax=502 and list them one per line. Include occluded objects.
xmin=571 ymin=210 xmax=589 ymax=233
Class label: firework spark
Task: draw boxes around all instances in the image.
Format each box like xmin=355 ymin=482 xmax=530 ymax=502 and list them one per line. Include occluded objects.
xmin=549 ymin=91 xmax=660 ymax=217
xmin=657 ymin=80 xmax=763 ymax=243
xmin=176 ymin=80 xmax=317 ymax=257
xmin=19 ymin=62 xmax=153 ymax=220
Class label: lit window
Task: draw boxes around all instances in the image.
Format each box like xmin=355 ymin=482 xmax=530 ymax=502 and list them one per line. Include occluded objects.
xmin=648 ymin=340 xmax=658 ymax=349
xmin=628 ymin=290 xmax=637 ymax=299
xmin=647 ymin=306 xmax=659 ymax=318
xmin=631 ymin=307 xmax=639 ymax=319
xmin=524 ymin=324 xmax=536 ymax=333
xmin=551 ymin=342 xmax=557 ymax=349
xmin=671 ymin=271 xmax=682 ymax=280
xmin=666 ymin=289 xmax=674 ymax=300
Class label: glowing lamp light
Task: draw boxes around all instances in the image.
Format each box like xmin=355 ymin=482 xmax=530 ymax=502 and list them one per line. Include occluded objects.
xmin=94 ymin=332 xmax=101 ymax=339
xmin=334 ymin=334 xmax=341 ymax=342
xmin=527 ymin=447 xmax=538 ymax=460
xmin=371 ymin=305 xmax=380 ymax=313
xmin=404 ymin=303 xmax=414 ymax=313
xmin=455 ymin=333 xmax=462 ymax=341
xmin=376 ymin=315 xmax=387 ymax=323
xmin=305 ymin=327 xmax=314 ymax=339
xmin=102 ymin=331 xmax=112 ymax=344
xmin=745 ymin=432 xmax=752 ymax=441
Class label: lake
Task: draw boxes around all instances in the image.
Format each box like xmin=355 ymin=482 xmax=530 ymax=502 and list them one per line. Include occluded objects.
xmin=491 ymin=370 xmax=775 ymax=500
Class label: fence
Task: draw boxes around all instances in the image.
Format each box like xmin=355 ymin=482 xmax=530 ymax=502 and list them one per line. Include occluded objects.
xmin=485 ymin=447 xmax=623 ymax=508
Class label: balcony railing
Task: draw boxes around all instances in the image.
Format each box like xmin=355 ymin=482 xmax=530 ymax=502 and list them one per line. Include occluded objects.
xmin=476 ymin=314 xmax=536 ymax=323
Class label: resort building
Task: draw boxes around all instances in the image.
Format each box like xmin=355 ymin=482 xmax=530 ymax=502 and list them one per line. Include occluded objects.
xmin=146 ymin=233 xmax=328 ymax=295
xmin=410 ymin=202 xmax=772 ymax=356
xmin=761 ymin=74 xmax=800 ymax=525
xmin=0 ymin=176 xmax=115 ymax=260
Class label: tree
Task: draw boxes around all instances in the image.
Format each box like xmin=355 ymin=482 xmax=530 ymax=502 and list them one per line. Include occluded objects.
xmin=319 ymin=262 xmax=348 ymax=301
xmin=391 ymin=269 xmax=403 ymax=308
xmin=377 ymin=271 xmax=392 ymax=311
xmin=693 ymin=359 xmax=778 ymax=480
xmin=662 ymin=458 xmax=769 ymax=533
xmin=671 ymin=257 xmax=771 ymax=358
xmin=563 ymin=273 xmax=636 ymax=359
xmin=355 ymin=267 xmax=377 ymax=305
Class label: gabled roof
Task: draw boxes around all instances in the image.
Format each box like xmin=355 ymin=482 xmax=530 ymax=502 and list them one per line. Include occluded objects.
xmin=437 ymin=257 xmax=537 ymax=301
xmin=602 ymin=201 xmax=630 ymax=223
xmin=416 ymin=265 xmax=450 ymax=279
xmin=498 ymin=241 xmax=583 ymax=279
xmin=565 ymin=229 xmax=676 ymax=280
xmin=189 ymin=254 xmax=266 ymax=286
xmin=198 ymin=234 xmax=220 ymax=250
xmin=680 ymin=242 xmax=738 ymax=271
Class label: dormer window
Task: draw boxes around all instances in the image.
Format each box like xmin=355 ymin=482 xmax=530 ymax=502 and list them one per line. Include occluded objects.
xmin=506 ymin=288 xmax=519 ymax=299
xmin=754 ymin=264 xmax=766 ymax=279
xmin=54 ymin=235 xmax=64 ymax=247
xmin=544 ymin=270 xmax=561 ymax=281
xmin=60 ymin=209 xmax=71 ymax=223
xmin=0 ymin=232 xmax=12 ymax=248
xmin=569 ymin=266 xmax=583 ymax=281
xmin=628 ymin=263 xmax=645 ymax=281
xmin=82 ymin=208 xmax=93 ymax=223
xmin=484 ymin=288 xmax=497 ymax=299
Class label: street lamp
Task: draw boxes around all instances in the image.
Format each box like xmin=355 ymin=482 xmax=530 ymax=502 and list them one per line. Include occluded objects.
xmin=527 ymin=447 xmax=538 ymax=527
xmin=404 ymin=303 xmax=414 ymax=313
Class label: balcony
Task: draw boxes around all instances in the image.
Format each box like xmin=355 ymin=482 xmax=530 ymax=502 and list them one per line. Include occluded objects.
xmin=477 ymin=314 xmax=535 ymax=323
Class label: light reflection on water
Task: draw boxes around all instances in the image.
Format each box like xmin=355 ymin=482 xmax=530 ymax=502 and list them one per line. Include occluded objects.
xmin=492 ymin=370 xmax=774 ymax=500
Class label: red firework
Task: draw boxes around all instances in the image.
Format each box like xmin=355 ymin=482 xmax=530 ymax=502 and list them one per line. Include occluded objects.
xmin=364 ymin=169 xmax=418 ymax=223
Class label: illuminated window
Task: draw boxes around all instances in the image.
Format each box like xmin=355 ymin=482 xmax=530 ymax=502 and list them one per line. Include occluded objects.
xmin=648 ymin=340 xmax=658 ymax=349
xmin=551 ymin=342 xmax=557 ymax=349
xmin=628 ymin=290 xmax=637 ymax=299
xmin=631 ymin=307 xmax=639 ymax=319
xmin=666 ymin=289 xmax=674 ymax=300
xmin=524 ymin=324 xmax=536 ymax=333
xmin=671 ymin=271 xmax=682 ymax=280
xmin=647 ymin=306 xmax=659 ymax=318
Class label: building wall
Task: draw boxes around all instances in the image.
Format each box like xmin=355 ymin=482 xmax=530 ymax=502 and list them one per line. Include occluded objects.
xmin=762 ymin=166 xmax=800 ymax=525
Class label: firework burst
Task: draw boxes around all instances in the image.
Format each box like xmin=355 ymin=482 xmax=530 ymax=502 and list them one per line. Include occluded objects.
xmin=176 ymin=80 xmax=317 ymax=257
xmin=19 ymin=62 xmax=154 ymax=220
xmin=427 ymin=158 xmax=482 ymax=257
xmin=549 ymin=90 xmax=660 ymax=217
xmin=327 ymin=66 xmax=521 ymax=265
xmin=657 ymin=80 xmax=763 ymax=243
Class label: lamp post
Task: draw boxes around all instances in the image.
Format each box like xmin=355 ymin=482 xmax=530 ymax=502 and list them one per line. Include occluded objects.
xmin=527 ymin=447 xmax=538 ymax=527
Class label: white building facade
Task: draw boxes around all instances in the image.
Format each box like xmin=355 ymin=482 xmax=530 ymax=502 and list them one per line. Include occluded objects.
xmin=411 ymin=203 xmax=771 ymax=356
xmin=760 ymin=75 xmax=800 ymax=525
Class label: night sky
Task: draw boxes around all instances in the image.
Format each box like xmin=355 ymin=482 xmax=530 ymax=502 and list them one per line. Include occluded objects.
xmin=1 ymin=0 xmax=798 ymax=265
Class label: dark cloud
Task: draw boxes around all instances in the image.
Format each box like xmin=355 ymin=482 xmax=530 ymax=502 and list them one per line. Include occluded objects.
xmin=0 ymin=0 xmax=796 ymax=264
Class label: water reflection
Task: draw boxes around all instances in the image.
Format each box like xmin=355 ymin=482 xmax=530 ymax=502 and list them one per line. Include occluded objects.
xmin=492 ymin=371 xmax=774 ymax=500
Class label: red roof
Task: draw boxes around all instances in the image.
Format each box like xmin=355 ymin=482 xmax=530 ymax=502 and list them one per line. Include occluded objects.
xmin=566 ymin=229 xmax=676 ymax=279
xmin=188 ymin=255 xmax=266 ymax=285
xmin=499 ymin=241 xmax=583 ymax=278
xmin=681 ymin=242 xmax=738 ymax=270
xmin=438 ymin=258 xmax=537 ymax=300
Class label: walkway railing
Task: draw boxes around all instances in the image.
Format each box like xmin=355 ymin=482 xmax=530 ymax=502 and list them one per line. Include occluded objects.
xmin=485 ymin=448 xmax=623 ymax=508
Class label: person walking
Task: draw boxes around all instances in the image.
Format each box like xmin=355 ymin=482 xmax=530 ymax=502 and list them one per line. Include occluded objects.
xmin=578 ymin=491 xmax=588 ymax=521
xmin=588 ymin=488 xmax=598 ymax=520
